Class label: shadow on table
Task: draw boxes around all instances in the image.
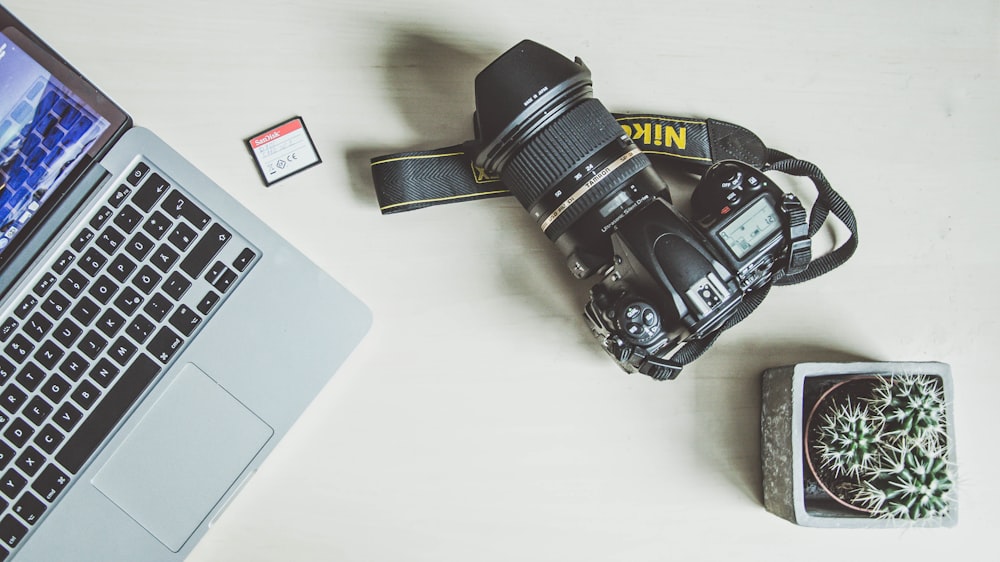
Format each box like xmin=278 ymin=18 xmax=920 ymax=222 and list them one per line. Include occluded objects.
xmin=688 ymin=340 xmax=874 ymax=505
xmin=343 ymin=28 xmax=493 ymax=208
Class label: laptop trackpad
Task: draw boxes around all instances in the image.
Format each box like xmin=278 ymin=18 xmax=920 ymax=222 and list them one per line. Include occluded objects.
xmin=92 ymin=363 xmax=273 ymax=552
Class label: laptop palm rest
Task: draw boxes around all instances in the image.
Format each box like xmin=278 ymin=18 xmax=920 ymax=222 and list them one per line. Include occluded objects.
xmin=91 ymin=363 xmax=273 ymax=551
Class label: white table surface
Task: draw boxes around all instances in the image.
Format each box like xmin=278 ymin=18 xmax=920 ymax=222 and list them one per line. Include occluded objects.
xmin=7 ymin=1 xmax=997 ymax=560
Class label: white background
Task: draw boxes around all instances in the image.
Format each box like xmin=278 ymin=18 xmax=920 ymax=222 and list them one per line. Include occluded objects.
xmin=8 ymin=1 xmax=998 ymax=560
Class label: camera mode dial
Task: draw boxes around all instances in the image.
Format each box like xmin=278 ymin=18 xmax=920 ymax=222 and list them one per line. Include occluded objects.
xmin=691 ymin=161 xmax=769 ymax=220
xmin=613 ymin=299 xmax=662 ymax=346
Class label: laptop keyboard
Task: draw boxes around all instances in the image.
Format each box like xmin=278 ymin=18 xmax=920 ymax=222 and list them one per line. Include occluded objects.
xmin=0 ymin=160 xmax=259 ymax=558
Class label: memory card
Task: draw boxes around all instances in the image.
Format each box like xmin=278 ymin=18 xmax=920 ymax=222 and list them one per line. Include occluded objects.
xmin=245 ymin=116 xmax=321 ymax=186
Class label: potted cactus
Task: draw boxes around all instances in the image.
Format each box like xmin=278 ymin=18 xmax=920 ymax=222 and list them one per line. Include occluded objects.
xmin=761 ymin=362 xmax=957 ymax=527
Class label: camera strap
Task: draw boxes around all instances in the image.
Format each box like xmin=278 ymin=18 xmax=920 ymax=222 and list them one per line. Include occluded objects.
xmin=370 ymin=112 xmax=858 ymax=281
xmin=370 ymin=113 xmax=859 ymax=377
xmin=371 ymin=115 xmax=769 ymax=214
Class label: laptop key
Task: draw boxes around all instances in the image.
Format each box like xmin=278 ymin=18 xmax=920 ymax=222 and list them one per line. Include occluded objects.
xmin=31 ymin=464 xmax=69 ymax=503
xmin=80 ymin=248 xmax=107 ymax=277
xmin=180 ymin=223 xmax=232 ymax=278
xmin=4 ymin=335 xmax=33 ymax=364
xmin=70 ymin=380 xmax=101 ymax=410
xmin=40 ymin=374 xmax=70 ymax=404
xmin=142 ymin=211 xmax=172 ymax=240
xmin=107 ymin=337 xmax=137 ymax=367
xmin=88 ymin=275 xmax=118 ymax=305
xmin=0 ymin=387 xmax=25 ymax=416
xmin=143 ymin=294 xmax=172 ymax=322
xmin=148 ymin=327 xmax=183 ymax=364
xmin=125 ymin=316 xmax=155 ymax=345
xmin=52 ymin=250 xmax=75 ymax=274
xmin=58 ymin=350 xmax=88 ymax=381
xmin=22 ymin=398 xmax=52 ymax=427
xmin=95 ymin=227 xmax=125 ymax=255
xmin=125 ymin=232 xmax=154 ymax=261
xmin=113 ymin=287 xmax=144 ymax=316
xmin=14 ymin=448 xmax=43 ymax=478
xmin=78 ymin=331 xmax=108 ymax=360
xmin=0 ymin=320 xmax=17 ymax=343
xmin=113 ymin=204 xmax=143 ymax=233
xmin=0 ymin=513 xmax=27 ymax=550
xmin=196 ymin=291 xmax=220 ymax=315
xmin=131 ymin=266 xmax=161 ymax=295
xmin=70 ymin=229 xmax=93 ymax=253
xmin=15 ymin=364 xmax=43 ymax=392
xmin=31 ymin=273 xmax=56 ymax=297
xmin=167 ymin=222 xmax=197 ymax=251
xmin=107 ymin=254 xmax=138 ymax=283
xmin=0 ymin=358 xmax=13 ymax=384
xmin=162 ymin=272 xmax=191 ymax=301
xmin=233 ymin=248 xmax=256 ymax=272
xmin=126 ymin=162 xmax=150 ymax=187
xmin=41 ymin=290 xmax=71 ymax=320
xmin=87 ymin=359 xmax=120 ymax=389
xmin=0 ymin=470 xmax=26 ymax=500
xmin=12 ymin=491 xmax=45 ymax=525
xmin=33 ymin=341 xmax=63 ymax=370
xmin=55 ymin=354 xmax=160 ymax=474
xmin=70 ymin=297 xmax=100 ymax=327
xmin=168 ymin=305 xmax=202 ymax=337
xmin=53 ymin=403 xmax=82 ymax=433
xmin=89 ymin=207 xmax=114 ymax=231
xmin=212 ymin=269 xmax=238 ymax=293
xmin=24 ymin=313 xmax=52 ymax=342
xmin=3 ymin=419 xmax=33 ymax=448
xmin=13 ymin=296 xmax=36 ymax=320
xmin=161 ymin=190 xmax=210 ymax=230
xmin=33 ymin=425 xmax=64 ymax=455
xmin=58 ymin=269 xmax=88 ymax=299
xmin=108 ymin=184 xmax=132 ymax=208
xmin=132 ymin=173 xmax=170 ymax=212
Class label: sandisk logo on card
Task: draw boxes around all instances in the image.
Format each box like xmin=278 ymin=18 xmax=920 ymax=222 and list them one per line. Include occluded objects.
xmin=251 ymin=120 xmax=302 ymax=147
xmin=253 ymin=131 xmax=281 ymax=146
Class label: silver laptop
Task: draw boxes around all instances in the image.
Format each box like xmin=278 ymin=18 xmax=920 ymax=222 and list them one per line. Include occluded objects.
xmin=0 ymin=7 xmax=371 ymax=560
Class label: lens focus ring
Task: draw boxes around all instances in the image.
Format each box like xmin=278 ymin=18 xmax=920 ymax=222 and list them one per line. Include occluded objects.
xmin=502 ymin=98 xmax=625 ymax=210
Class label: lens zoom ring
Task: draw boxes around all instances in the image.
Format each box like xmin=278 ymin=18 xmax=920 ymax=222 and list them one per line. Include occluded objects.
xmin=542 ymin=151 xmax=651 ymax=240
xmin=502 ymin=98 xmax=623 ymax=209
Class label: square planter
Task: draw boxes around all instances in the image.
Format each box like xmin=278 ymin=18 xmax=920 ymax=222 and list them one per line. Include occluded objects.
xmin=761 ymin=361 xmax=957 ymax=528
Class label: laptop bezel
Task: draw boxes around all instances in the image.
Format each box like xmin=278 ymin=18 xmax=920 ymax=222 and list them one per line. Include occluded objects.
xmin=0 ymin=6 xmax=131 ymax=297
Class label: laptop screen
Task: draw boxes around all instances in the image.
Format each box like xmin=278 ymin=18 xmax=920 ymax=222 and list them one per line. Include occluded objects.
xmin=0 ymin=16 xmax=129 ymax=287
xmin=0 ymin=31 xmax=111 ymax=256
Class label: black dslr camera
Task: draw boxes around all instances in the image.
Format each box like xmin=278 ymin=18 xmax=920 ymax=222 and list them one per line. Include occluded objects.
xmin=471 ymin=41 xmax=812 ymax=380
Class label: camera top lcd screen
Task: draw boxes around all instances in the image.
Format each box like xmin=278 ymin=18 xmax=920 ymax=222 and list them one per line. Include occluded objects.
xmin=718 ymin=198 xmax=780 ymax=259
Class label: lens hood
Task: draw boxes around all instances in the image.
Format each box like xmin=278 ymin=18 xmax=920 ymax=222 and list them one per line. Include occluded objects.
xmin=473 ymin=40 xmax=593 ymax=172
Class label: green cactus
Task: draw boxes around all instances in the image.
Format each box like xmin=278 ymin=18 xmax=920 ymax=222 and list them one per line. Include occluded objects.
xmin=853 ymin=443 xmax=954 ymax=520
xmin=811 ymin=373 xmax=954 ymax=521
xmin=868 ymin=374 xmax=948 ymax=447
xmin=814 ymin=398 xmax=883 ymax=478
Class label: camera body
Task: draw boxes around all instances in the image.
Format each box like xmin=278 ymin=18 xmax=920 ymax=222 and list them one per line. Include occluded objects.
xmin=468 ymin=39 xmax=813 ymax=379
xmin=583 ymin=160 xmax=810 ymax=379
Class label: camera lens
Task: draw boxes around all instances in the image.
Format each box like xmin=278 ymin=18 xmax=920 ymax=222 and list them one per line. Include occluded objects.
xmin=472 ymin=40 xmax=666 ymax=277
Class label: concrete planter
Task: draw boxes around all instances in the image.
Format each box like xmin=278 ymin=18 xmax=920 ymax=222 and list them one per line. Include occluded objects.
xmin=761 ymin=361 xmax=957 ymax=528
